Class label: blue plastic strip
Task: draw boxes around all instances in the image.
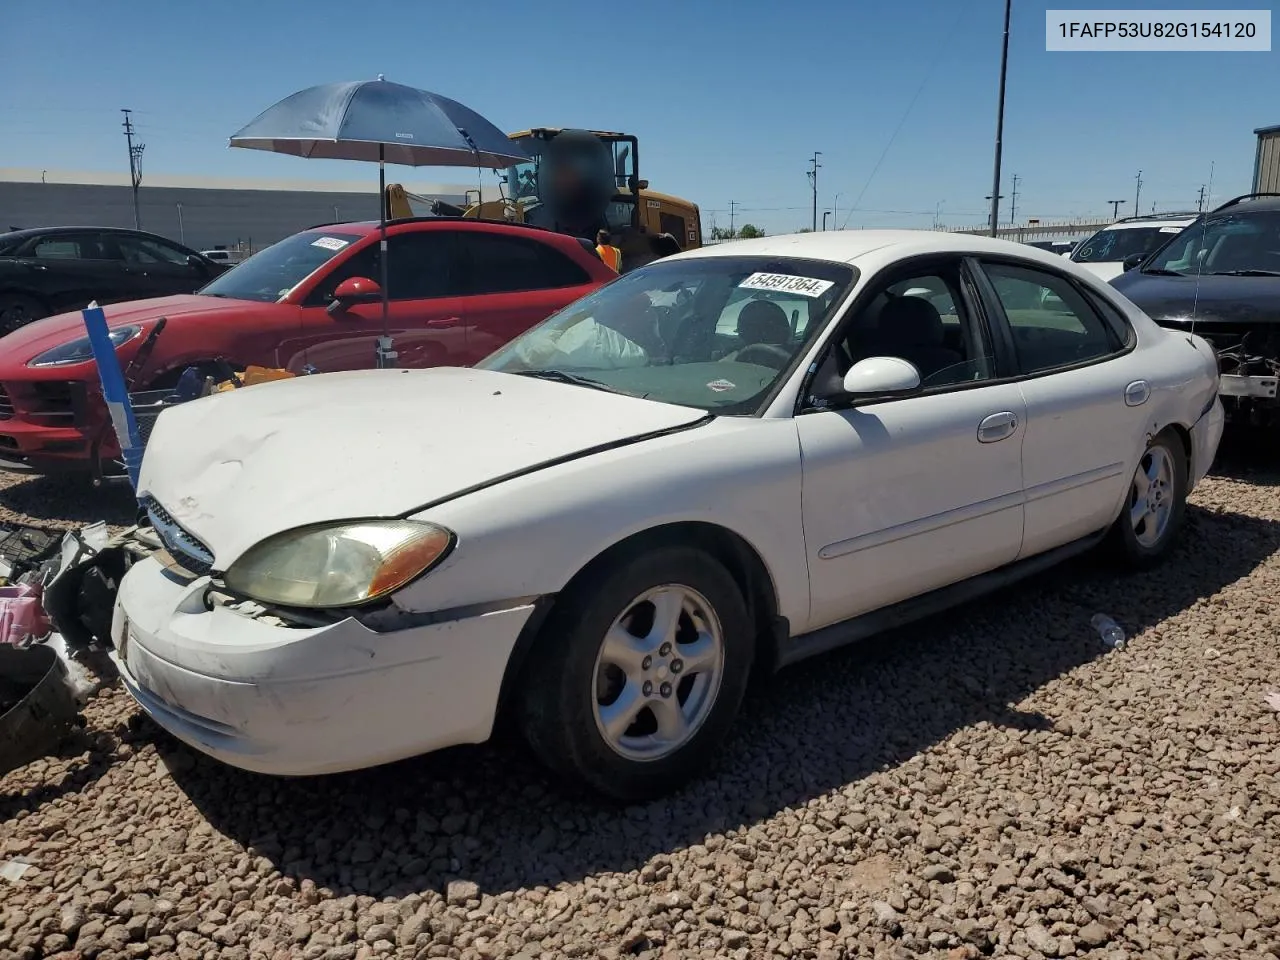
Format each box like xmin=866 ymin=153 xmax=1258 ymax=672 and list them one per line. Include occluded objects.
xmin=82 ymin=305 xmax=144 ymax=491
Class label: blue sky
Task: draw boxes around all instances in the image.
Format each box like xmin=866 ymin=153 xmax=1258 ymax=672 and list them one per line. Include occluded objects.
xmin=2 ymin=0 xmax=1276 ymax=234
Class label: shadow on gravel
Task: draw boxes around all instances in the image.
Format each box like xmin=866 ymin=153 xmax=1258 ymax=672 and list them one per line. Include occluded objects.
xmin=163 ymin=502 xmax=1280 ymax=901
xmin=0 ymin=730 xmax=119 ymax=818
xmin=1210 ymin=424 xmax=1280 ymax=487
xmin=0 ymin=473 xmax=138 ymax=528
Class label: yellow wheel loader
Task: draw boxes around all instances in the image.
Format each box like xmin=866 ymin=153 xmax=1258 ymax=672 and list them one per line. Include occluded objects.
xmin=386 ymin=128 xmax=701 ymax=274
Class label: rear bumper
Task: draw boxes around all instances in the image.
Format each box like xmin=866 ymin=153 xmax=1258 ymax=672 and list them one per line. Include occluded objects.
xmin=1190 ymin=395 xmax=1225 ymax=490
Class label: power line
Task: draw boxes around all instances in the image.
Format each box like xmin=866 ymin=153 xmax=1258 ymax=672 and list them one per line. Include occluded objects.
xmin=840 ymin=0 xmax=975 ymax=229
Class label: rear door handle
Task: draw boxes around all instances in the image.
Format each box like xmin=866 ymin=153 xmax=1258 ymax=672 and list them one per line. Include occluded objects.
xmin=977 ymin=410 xmax=1018 ymax=443
xmin=425 ymin=315 xmax=462 ymax=328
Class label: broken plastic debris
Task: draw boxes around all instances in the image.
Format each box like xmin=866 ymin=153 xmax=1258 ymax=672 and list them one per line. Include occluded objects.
xmin=1090 ymin=613 xmax=1126 ymax=651
xmin=1263 ymin=690 xmax=1280 ymax=712
xmin=0 ymin=859 xmax=32 ymax=882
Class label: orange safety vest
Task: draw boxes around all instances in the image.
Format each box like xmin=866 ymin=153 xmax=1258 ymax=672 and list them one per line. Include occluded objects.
xmin=596 ymin=244 xmax=622 ymax=271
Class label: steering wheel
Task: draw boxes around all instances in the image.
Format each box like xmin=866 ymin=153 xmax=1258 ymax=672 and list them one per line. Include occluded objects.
xmin=729 ymin=343 xmax=792 ymax=369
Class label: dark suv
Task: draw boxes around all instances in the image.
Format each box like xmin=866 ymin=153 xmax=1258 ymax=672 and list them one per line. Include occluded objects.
xmin=0 ymin=226 xmax=229 ymax=333
xmin=1111 ymin=193 xmax=1280 ymax=426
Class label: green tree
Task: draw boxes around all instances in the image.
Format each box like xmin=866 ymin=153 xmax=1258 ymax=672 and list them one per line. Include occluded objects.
xmin=710 ymin=225 xmax=737 ymax=241
xmin=738 ymin=223 xmax=765 ymax=239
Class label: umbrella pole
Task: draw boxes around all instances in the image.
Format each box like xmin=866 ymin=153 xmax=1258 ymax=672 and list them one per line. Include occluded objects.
xmin=376 ymin=144 xmax=395 ymax=369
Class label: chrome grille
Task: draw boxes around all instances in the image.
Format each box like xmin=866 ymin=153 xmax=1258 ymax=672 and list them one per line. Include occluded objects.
xmin=141 ymin=496 xmax=215 ymax=576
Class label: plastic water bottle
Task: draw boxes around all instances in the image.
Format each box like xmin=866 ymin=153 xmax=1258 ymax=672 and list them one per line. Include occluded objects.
xmin=1091 ymin=614 xmax=1127 ymax=651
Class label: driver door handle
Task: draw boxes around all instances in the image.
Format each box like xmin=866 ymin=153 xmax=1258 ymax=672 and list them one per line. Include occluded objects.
xmin=977 ymin=411 xmax=1018 ymax=443
xmin=425 ymin=315 xmax=462 ymax=328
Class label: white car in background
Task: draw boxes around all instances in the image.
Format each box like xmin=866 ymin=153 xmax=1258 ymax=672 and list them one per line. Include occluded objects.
xmin=1070 ymin=213 xmax=1200 ymax=281
xmin=108 ymin=231 xmax=1224 ymax=801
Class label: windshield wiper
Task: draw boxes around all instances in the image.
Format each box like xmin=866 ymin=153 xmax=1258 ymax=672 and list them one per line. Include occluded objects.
xmin=1205 ymin=269 xmax=1280 ymax=277
xmin=1141 ymin=267 xmax=1185 ymax=276
xmin=511 ymin=369 xmax=623 ymax=394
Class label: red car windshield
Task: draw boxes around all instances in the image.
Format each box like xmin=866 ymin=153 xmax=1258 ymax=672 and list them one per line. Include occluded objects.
xmin=199 ymin=230 xmax=364 ymax=302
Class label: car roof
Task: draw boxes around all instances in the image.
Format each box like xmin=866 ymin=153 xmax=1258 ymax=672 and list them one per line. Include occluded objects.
xmin=1210 ymin=193 xmax=1280 ymax=214
xmin=298 ymin=217 xmax=597 ymax=254
xmin=670 ymin=229 xmax=1088 ymax=268
xmin=0 ymin=224 xmax=179 ymax=241
xmin=1100 ymin=217 xmax=1199 ymax=231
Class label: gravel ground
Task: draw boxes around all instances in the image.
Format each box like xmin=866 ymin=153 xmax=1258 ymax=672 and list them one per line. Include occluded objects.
xmin=2 ymin=438 xmax=1279 ymax=960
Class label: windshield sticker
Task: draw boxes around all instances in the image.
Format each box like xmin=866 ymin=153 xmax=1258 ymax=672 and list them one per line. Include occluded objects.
xmin=310 ymin=236 xmax=350 ymax=251
xmin=738 ymin=272 xmax=834 ymax=298
xmin=1159 ymin=226 xmax=1183 ymax=233
xmin=707 ymin=378 xmax=736 ymax=393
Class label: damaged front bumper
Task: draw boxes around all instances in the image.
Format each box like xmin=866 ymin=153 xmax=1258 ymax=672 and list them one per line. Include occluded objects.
xmin=107 ymin=553 xmax=535 ymax=776
xmin=1197 ymin=327 xmax=1280 ymax=425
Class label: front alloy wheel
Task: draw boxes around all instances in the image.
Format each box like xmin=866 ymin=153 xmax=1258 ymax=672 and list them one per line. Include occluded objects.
xmin=592 ymin=585 xmax=725 ymax=761
xmin=519 ymin=546 xmax=754 ymax=801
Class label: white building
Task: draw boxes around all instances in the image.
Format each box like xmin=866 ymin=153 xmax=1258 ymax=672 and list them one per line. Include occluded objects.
xmin=0 ymin=167 xmax=502 ymax=254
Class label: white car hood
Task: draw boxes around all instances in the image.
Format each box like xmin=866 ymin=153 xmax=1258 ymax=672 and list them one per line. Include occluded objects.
xmin=1074 ymin=261 xmax=1124 ymax=282
xmin=138 ymin=367 xmax=708 ymax=567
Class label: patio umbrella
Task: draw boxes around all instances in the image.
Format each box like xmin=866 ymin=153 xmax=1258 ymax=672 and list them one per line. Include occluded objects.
xmin=229 ymin=76 xmax=529 ymax=367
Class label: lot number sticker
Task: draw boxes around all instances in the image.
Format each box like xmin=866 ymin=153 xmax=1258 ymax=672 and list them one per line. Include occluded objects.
xmin=739 ymin=272 xmax=834 ymax=298
xmin=311 ymin=236 xmax=350 ymax=251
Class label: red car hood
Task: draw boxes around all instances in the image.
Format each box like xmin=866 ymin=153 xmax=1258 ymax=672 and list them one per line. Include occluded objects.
xmin=0 ymin=295 xmax=254 ymax=371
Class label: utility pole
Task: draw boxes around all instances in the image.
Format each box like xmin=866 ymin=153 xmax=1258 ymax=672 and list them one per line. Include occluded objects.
xmin=1107 ymin=199 xmax=1124 ymax=219
xmin=807 ymin=152 xmax=822 ymax=232
xmin=985 ymin=194 xmax=1004 ymax=234
xmin=1196 ymin=185 xmax=1207 ymax=211
xmin=121 ymin=109 xmax=145 ymax=230
xmin=988 ymin=0 xmax=1012 ymax=237
xmin=1133 ymin=169 xmax=1143 ymax=217
xmin=1010 ymin=174 xmax=1021 ymax=225
xmin=729 ymin=200 xmax=738 ymax=236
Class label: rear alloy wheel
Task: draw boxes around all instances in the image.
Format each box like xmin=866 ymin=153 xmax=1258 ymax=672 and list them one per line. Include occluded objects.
xmin=519 ymin=547 xmax=754 ymax=801
xmin=0 ymin=294 xmax=48 ymax=336
xmin=1110 ymin=431 xmax=1188 ymax=568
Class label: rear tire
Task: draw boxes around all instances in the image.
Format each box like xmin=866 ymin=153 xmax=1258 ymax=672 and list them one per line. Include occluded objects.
xmin=0 ymin=294 xmax=49 ymax=335
xmin=1108 ymin=429 xmax=1188 ymax=568
xmin=518 ymin=546 xmax=754 ymax=801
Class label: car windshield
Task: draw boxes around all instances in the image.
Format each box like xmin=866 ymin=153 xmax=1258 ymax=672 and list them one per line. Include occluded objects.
xmin=1071 ymin=225 xmax=1188 ymax=263
xmin=1144 ymin=211 xmax=1280 ymax=275
xmin=197 ymin=230 xmax=364 ymax=302
xmin=477 ymin=255 xmax=857 ymax=415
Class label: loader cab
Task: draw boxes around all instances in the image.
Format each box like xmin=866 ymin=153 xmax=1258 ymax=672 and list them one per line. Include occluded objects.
xmin=501 ymin=128 xmax=697 ymax=272
xmin=504 ymin=128 xmax=641 ymax=237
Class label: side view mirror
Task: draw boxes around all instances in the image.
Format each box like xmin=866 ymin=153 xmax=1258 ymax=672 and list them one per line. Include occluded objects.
xmin=327 ymin=276 xmax=381 ymax=315
xmin=188 ymin=254 xmax=210 ymax=271
xmin=637 ymin=179 xmax=650 ymax=190
xmin=1122 ymin=253 xmax=1146 ymax=272
xmin=841 ymin=356 xmax=922 ymax=397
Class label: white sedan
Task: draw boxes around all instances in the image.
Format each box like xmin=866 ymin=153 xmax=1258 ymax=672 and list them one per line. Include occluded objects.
xmin=110 ymin=230 xmax=1224 ymax=801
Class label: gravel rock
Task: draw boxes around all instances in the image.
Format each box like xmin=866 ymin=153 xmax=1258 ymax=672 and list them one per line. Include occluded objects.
xmin=2 ymin=459 xmax=1279 ymax=960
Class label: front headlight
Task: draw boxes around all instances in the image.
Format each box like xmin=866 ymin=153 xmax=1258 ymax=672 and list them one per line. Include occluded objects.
xmin=223 ymin=520 xmax=454 ymax=609
xmin=27 ymin=325 xmax=144 ymax=367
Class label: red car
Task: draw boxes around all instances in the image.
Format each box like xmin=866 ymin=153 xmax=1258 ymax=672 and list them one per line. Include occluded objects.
xmin=0 ymin=217 xmax=614 ymax=478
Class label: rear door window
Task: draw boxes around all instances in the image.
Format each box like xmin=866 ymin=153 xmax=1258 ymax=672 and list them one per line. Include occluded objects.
xmin=457 ymin=233 xmax=592 ymax=293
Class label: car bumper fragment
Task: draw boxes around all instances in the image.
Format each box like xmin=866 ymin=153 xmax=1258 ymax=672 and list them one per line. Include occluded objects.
xmin=111 ymin=556 xmax=534 ymax=776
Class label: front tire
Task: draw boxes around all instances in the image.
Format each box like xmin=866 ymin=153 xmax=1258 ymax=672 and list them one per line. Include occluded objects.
xmin=0 ymin=294 xmax=49 ymax=336
xmin=1109 ymin=430 xmax=1188 ymax=568
xmin=518 ymin=546 xmax=754 ymax=801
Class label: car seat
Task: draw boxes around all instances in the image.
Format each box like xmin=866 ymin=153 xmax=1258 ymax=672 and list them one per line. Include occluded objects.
xmin=869 ymin=295 xmax=964 ymax=380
